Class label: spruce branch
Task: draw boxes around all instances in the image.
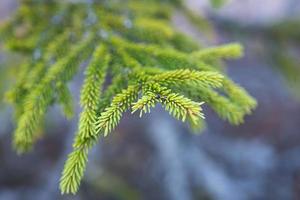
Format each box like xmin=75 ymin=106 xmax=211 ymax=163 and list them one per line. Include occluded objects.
xmin=60 ymin=85 xmax=139 ymax=194
xmin=59 ymin=148 xmax=88 ymax=195
xmin=192 ymin=43 xmax=244 ymax=61
xmin=1 ymin=0 xmax=257 ymax=194
xmin=96 ymin=85 xmax=139 ymax=136
xmin=149 ymin=69 xmax=224 ymax=88
xmin=222 ymin=79 xmax=257 ymax=114
xmin=13 ymin=34 xmax=96 ymax=153
xmin=78 ymin=44 xmax=110 ymax=140
xmin=59 ymin=45 xmax=111 ymax=194
xmin=133 ymin=83 xmax=204 ymax=124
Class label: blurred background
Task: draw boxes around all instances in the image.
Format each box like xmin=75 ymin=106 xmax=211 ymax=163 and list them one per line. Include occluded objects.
xmin=1 ymin=0 xmax=300 ymax=199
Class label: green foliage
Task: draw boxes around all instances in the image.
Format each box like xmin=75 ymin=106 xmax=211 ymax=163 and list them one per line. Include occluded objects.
xmin=60 ymin=149 xmax=88 ymax=194
xmin=96 ymin=85 xmax=139 ymax=136
xmin=0 ymin=0 xmax=256 ymax=195
xmin=192 ymin=43 xmax=244 ymax=61
xmin=210 ymin=0 xmax=227 ymax=8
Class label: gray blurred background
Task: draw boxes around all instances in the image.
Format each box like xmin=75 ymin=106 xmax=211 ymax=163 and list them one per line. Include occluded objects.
xmin=1 ymin=0 xmax=300 ymax=200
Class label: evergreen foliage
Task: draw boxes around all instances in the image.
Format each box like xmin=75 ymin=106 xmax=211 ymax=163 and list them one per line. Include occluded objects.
xmin=0 ymin=0 xmax=256 ymax=194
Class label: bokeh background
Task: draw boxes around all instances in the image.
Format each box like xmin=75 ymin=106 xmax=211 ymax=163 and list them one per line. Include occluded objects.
xmin=1 ymin=0 xmax=300 ymax=199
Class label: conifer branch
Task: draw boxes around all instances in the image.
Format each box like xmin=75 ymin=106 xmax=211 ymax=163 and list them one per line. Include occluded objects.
xmin=1 ymin=0 xmax=257 ymax=194
xmin=149 ymin=69 xmax=224 ymax=88
xmin=78 ymin=44 xmax=110 ymax=140
xmin=59 ymin=45 xmax=111 ymax=194
xmin=222 ymin=79 xmax=257 ymax=114
xmin=96 ymin=85 xmax=139 ymax=136
xmin=60 ymin=85 xmax=139 ymax=194
xmin=13 ymin=34 xmax=96 ymax=153
xmin=133 ymin=83 xmax=204 ymax=124
xmin=192 ymin=43 xmax=244 ymax=61
xmin=59 ymin=149 xmax=88 ymax=194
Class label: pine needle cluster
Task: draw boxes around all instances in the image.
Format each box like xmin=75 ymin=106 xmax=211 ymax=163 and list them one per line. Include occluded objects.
xmin=0 ymin=0 xmax=256 ymax=194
